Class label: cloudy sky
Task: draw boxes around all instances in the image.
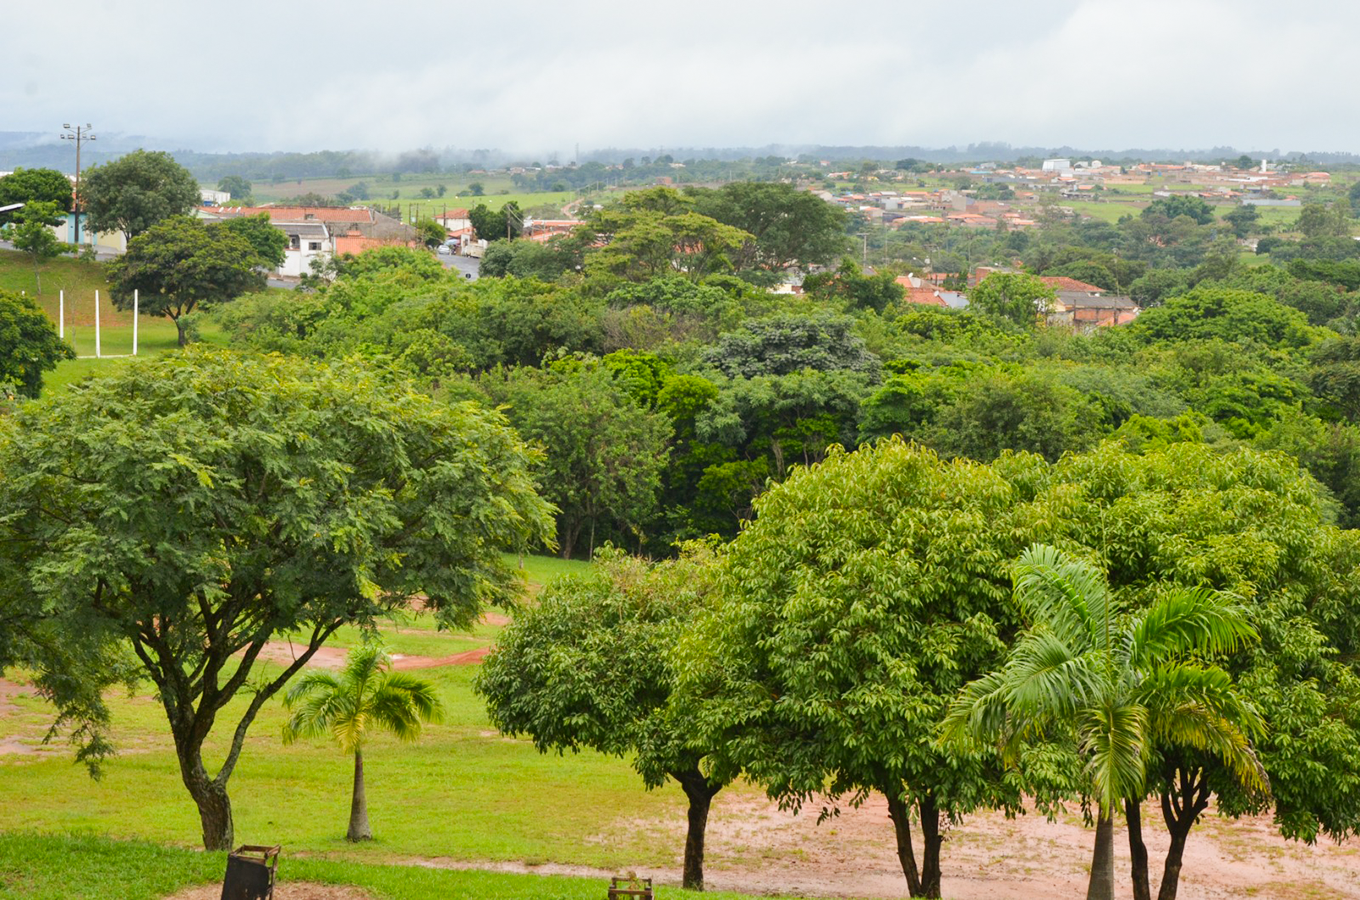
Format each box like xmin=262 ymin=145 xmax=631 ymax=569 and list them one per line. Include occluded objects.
xmin=4 ymin=0 xmax=1355 ymax=156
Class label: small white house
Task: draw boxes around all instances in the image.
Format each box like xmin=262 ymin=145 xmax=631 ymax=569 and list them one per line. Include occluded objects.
xmin=276 ymin=221 xmax=331 ymax=277
xmin=200 ymin=189 xmax=231 ymax=206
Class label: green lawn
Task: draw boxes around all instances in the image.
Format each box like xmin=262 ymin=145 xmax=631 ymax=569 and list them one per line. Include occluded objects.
xmin=0 ymin=833 xmax=774 ymax=900
xmin=0 ymin=554 xmax=717 ymax=878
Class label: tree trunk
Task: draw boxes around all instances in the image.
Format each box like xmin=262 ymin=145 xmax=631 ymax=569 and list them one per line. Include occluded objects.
xmin=916 ymin=793 xmax=943 ymax=899
xmin=1126 ymin=797 xmax=1152 ymax=900
xmin=676 ymin=769 xmax=720 ymax=891
xmin=32 ymin=260 xmax=41 ymax=296
xmin=1156 ymin=770 xmax=1209 ymax=900
xmin=174 ymin=316 xmax=188 ymax=347
xmin=884 ymin=788 xmax=923 ymax=897
xmin=185 ymin=772 xmax=234 ymax=851
xmin=348 ymin=747 xmax=373 ymax=842
xmin=1086 ymin=806 xmax=1115 ymax=900
xmin=559 ymin=520 xmax=578 ymax=560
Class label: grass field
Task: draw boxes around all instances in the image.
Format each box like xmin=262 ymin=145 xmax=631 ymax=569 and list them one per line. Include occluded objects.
xmin=248 ymin=173 xmax=582 ymax=220
xmin=0 ymin=250 xmax=265 ymax=396
xmin=0 ymin=833 xmax=772 ymax=900
xmin=0 ymin=555 xmax=724 ymax=880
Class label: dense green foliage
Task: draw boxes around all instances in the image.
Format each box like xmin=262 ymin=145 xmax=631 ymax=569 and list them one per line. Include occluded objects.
xmin=0 ymin=289 xmax=73 ymax=397
xmin=105 ymin=216 xmax=268 ymax=345
xmin=0 ymin=349 xmax=552 ymax=851
xmin=80 ymin=149 xmax=202 ymax=240
xmin=477 ymin=547 xmax=727 ymax=889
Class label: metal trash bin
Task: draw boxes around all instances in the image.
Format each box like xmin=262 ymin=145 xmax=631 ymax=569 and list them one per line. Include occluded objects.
xmin=220 ymin=845 xmax=279 ymax=900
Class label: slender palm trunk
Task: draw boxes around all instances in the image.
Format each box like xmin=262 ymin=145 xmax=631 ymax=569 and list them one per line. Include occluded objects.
xmin=1086 ymin=806 xmax=1116 ymax=900
xmin=348 ymin=747 xmax=373 ymax=841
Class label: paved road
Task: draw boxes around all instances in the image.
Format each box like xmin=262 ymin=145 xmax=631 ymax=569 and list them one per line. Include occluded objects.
xmin=441 ymin=253 xmax=480 ymax=281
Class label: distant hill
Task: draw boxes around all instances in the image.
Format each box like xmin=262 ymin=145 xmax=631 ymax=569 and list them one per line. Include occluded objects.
xmin=3 ymin=132 xmax=1357 ymax=180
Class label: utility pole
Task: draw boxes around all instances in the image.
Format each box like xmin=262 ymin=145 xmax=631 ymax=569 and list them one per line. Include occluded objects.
xmin=60 ymin=123 xmax=96 ymax=246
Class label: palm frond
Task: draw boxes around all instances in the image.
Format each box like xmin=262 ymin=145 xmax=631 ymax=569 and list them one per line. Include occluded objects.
xmin=1004 ymin=631 xmax=1106 ymax=723
xmin=1128 ymin=588 xmax=1257 ymax=666
xmin=1136 ymin=662 xmax=1269 ymax=795
xmin=1013 ymin=544 xmax=1112 ymax=648
xmin=1079 ymin=702 xmax=1151 ymax=812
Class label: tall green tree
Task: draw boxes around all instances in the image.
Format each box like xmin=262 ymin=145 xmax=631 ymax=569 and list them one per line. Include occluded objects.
xmin=6 ymin=201 xmax=64 ymax=295
xmin=81 ymin=149 xmax=201 ymax=242
xmin=941 ymin=545 xmax=1266 ymax=900
xmin=686 ymin=181 xmax=848 ymax=272
xmin=478 ymin=547 xmax=730 ymax=890
xmin=1051 ymin=443 xmax=1360 ymax=900
xmin=0 ymin=289 xmax=74 ymax=397
xmin=0 ymin=349 xmax=551 ymax=850
xmin=480 ymin=360 xmax=671 ymax=558
xmin=282 ymin=645 xmax=444 ymax=842
xmin=106 ymin=216 xmax=265 ymax=346
xmin=681 ymin=440 xmax=1069 ymax=898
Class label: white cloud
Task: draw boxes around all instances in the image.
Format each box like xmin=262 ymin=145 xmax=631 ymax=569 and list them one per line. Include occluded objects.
xmin=3 ymin=0 xmax=1357 ymax=154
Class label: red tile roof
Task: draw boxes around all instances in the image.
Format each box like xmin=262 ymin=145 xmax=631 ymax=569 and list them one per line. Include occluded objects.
xmin=207 ymin=206 xmax=375 ymax=224
xmin=1038 ymin=276 xmax=1106 ymax=293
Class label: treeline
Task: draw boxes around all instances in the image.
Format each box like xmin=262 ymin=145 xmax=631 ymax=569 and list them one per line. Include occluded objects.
xmin=219 ymin=185 xmax=1360 ymax=559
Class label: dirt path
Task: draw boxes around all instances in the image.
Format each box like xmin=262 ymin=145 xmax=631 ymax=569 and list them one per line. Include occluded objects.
xmin=409 ymin=791 xmax=1360 ymax=899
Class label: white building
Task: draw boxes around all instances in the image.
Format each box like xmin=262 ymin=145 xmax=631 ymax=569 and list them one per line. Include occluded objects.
xmin=1041 ymin=159 xmax=1073 ymax=172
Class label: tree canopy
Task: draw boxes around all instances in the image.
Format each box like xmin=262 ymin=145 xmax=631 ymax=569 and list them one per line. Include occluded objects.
xmin=81 ymin=150 xmax=202 ymax=241
xmin=106 ymin=216 xmax=268 ymax=345
xmin=478 ymin=547 xmax=728 ymax=889
xmin=0 ymin=348 xmax=552 ymax=850
xmin=0 ymin=168 xmax=73 ymax=224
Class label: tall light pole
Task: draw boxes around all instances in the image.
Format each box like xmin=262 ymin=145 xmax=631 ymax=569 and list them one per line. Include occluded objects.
xmin=60 ymin=123 xmax=95 ymax=246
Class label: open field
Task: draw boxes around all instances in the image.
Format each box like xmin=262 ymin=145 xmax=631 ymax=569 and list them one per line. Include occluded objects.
xmin=0 ymin=250 xmax=252 ymax=395
xmin=247 ymin=174 xmax=580 ymax=220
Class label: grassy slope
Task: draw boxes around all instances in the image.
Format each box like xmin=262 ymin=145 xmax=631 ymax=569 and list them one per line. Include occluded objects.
xmin=0 ymin=833 xmax=771 ymax=900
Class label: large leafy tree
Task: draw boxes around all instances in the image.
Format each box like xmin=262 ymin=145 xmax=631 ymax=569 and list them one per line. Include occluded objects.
xmin=81 ymin=149 xmax=201 ymax=242
xmin=0 ymin=349 xmax=552 ymax=850
xmin=478 ymin=547 xmax=730 ymax=890
xmin=0 ymin=289 xmax=73 ymax=397
xmin=686 ymin=181 xmax=848 ymax=272
xmin=480 ymin=360 xmax=671 ymax=558
xmin=1051 ymin=443 xmax=1360 ymax=900
xmin=702 ymin=312 xmax=880 ymax=379
xmin=584 ymin=196 xmax=752 ymax=288
xmin=680 ymin=440 xmax=1069 ymax=898
xmin=106 ymin=216 xmax=266 ymax=346
xmin=941 ymin=544 xmax=1266 ymax=900
xmin=0 ymin=167 xmax=73 ymax=224
xmin=282 ymin=645 xmax=444 ymax=842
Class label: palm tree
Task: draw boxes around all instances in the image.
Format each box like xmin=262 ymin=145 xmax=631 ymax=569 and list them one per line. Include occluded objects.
xmin=282 ymin=644 xmax=444 ymax=841
xmin=940 ymin=545 xmax=1267 ymax=900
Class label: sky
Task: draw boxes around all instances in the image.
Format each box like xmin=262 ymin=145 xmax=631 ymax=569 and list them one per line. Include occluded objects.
xmin=4 ymin=0 xmax=1357 ymax=157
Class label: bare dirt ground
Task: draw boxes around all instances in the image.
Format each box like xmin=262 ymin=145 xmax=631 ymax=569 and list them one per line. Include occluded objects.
xmin=166 ymin=882 xmax=371 ymax=900
xmin=414 ymin=791 xmax=1360 ymax=899
xmin=250 ymin=642 xmax=490 ymax=671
